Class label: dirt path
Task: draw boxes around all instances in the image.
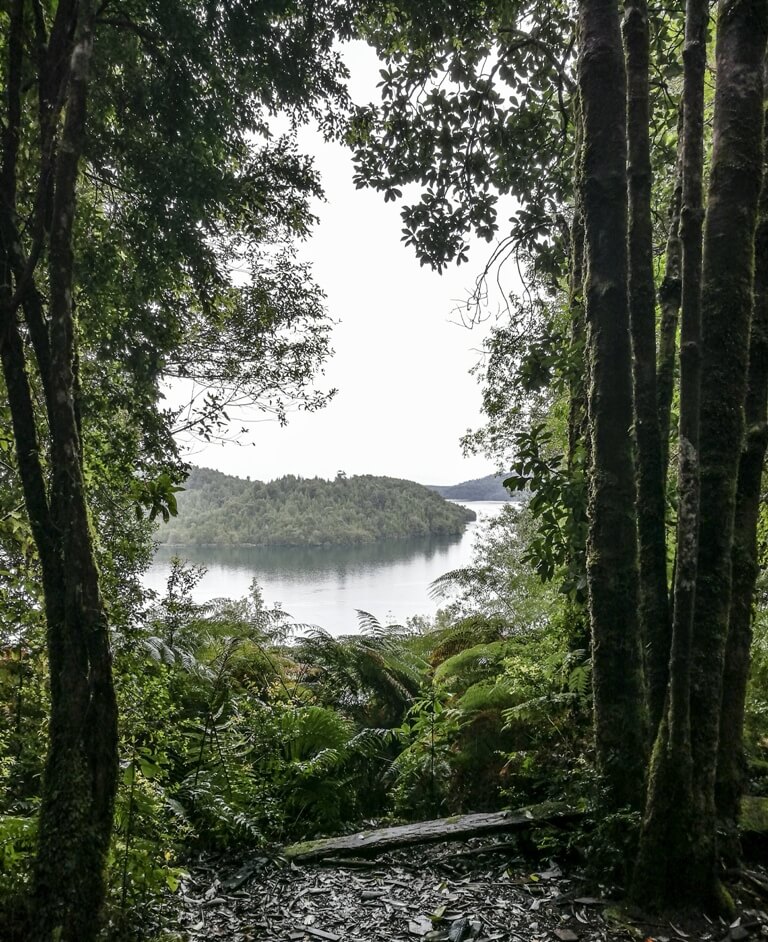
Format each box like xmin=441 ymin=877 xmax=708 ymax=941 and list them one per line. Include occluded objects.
xmin=169 ymin=838 xmax=768 ymax=942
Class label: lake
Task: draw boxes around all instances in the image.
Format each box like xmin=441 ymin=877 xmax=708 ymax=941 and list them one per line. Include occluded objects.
xmin=143 ymin=501 xmax=509 ymax=634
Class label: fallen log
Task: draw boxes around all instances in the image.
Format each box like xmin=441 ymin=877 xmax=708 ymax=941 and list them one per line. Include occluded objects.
xmin=282 ymin=801 xmax=577 ymax=863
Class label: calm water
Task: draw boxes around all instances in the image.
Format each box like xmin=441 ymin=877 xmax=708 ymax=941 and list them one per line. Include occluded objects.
xmin=143 ymin=501 xmax=508 ymax=634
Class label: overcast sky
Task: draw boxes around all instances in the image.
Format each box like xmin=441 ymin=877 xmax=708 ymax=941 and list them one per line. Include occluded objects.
xmin=180 ymin=43 xmax=511 ymax=487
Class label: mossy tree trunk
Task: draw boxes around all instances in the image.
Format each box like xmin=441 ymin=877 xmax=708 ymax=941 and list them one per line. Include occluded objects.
xmin=0 ymin=3 xmax=118 ymax=939
xmin=577 ymin=0 xmax=647 ymax=813
xmin=688 ymin=0 xmax=767 ymax=899
xmin=566 ymin=93 xmax=589 ymax=652
xmin=634 ymin=0 xmax=768 ymax=911
xmin=716 ymin=69 xmax=768 ymax=845
xmin=657 ymin=119 xmax=683 ymax=489
xmin=623 ymin=0 xmax=671 ymax=737
xmin=631 ymin=0 xmax=707 ymax=908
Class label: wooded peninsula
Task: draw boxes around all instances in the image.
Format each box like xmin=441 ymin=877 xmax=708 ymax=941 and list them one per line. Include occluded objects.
xmin=157 ymin=468 xmax=476 ymax=545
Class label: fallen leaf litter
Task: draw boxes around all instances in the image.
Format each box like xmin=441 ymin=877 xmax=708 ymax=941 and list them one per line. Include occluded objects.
xmin=170 ymin=838 xmax=768 ymax=942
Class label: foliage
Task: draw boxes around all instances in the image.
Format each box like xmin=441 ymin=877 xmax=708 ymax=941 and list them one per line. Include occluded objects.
xmin=743 ymin=503 xmax=768 ymax=790
xmin=430 ymin=502 xmax=560 ymax=628
xmin=390 ymin=689 xmax=460 ymax=818
xmin=351 ymin=0 xmax=576 ymax=278
xmin=293 ymin=614 xmax=426 ymax=726
xmin=504 ymin=423 xmax=587 ymax=602
xmin=1 ymin=0 xmax=762 ymax=927
xmin=73 ymin=0 xmax=355 ymax=453
xmin=0 ymin=3 xmax=356 ymax=931
xmin=0 ymin=814 xmax=36 ymax=903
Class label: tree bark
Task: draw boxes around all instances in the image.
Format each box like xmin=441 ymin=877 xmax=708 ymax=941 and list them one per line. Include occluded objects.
xmin=689 ymin=0 xmax=767 ymax=904
xmin=623 ymin=0 xmax=671 ymax=736
xmin=566 ymin=220 xmax=586 ymax=475
xmin=283 ymin=803 xmax=579 ymax=861
xmin=566 ymin=91 xmax=589 ymax=651
xmin=32 ymin=8 xmax=119 ymax=939
xmin=1 ymin=3 xmax=118 ymax=939
xmin=631 ymin=0 xmax=708 ymax=909
xmin=716 ymin=67 xmax=768 ymax=843
xmin=657 ymin=118 xmax=683 ymax=488
xmin=577 ymin=0 xmax=647 ymax=813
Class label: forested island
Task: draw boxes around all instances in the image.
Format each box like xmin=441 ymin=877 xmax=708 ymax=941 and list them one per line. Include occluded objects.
xmin=157 ymin=467 xmax=476 ymax=546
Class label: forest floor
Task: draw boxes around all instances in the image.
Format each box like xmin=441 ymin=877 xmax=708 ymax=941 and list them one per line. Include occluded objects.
xmin=167 ymin=836 xmax=768 ymax=942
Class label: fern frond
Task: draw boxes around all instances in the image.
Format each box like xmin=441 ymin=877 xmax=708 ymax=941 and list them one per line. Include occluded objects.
xmin=502 ymin=691 xmax=578 ymax=726
xmin=429 ymin=567 xmax=490 ymax=599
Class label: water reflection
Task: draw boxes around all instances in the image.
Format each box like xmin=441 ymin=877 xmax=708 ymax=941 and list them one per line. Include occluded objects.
xmin=144 ymin=501 xmax=508 ymax=634
xmin=154 ymin=534 xmax=464 ymax=579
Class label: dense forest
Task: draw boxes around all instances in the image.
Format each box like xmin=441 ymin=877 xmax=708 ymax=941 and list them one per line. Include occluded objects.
xmin=157 ymin=467 xmax=476 ymax=546
xmin=2 ymin=0 xmax=768 ymax=940
xmin=428 ymin=473 xmax=519 ymax=502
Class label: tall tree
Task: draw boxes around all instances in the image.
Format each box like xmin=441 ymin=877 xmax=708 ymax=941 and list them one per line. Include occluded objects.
xmin=634 ymin=0 xmax=768 ymax=909
xmin=623 ymin=0 xmax=670 ymax=733
xmin=351 ymin=0 xmax=768 ymax=913
xmin=688 ymin=0 xmax=767 ymax=899
xmin=0 ymin=1 xmax=349 ymax=937
xmin=1 ymin=4 xmax=118 ymax=936
xmin=631 ymin=0 xmax=708 ymax=906
xmin=717 ymin=78 xmax=768 ymax=841
xmin=656 ymin=120 xmax=683 ymax=482
xmin=577 ymin=0 xmax=647 ymax=811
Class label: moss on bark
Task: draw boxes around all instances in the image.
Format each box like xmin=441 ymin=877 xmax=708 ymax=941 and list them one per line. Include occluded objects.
xmin=689 ymin=0 xmax=768 ymax=885
xmin=623 ymin=0 xmax=671 ymax=736
xmin=578 ymin=0 xmax=647 ymax=812
xmin=716 ymin=77 xmax=768 ymax=845
xmin=634 ymin=0 xmax=768 ymax=912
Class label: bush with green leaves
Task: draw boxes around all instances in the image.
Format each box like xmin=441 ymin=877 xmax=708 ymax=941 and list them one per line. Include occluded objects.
xmin=389 ymin=689 xmax=459 ymax=818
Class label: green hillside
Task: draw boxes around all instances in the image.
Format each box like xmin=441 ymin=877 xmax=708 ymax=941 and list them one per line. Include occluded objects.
xmin=428 ymin=473 xmax=520 ymax=501
xmin=157 ymin=467 xmax=477 ymax=546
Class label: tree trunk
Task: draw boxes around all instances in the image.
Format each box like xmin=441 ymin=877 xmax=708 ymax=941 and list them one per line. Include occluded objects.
xmin=631 ymin=0 xmax=708 ymax=908
xmin=689 ymin=0 xmax=767 ymax=904
xmin=577 ymin=0 xmax=647 ymax=813
xmin=716 ymin=71 xmax=768 ymax=845
xmin=283 ymin=803 xmax=578 ymax=861
xmin=0 ymin=4 xmax=118 ymax=939
xmin=32 ymin=10 xmax=119 ymax=940
xmin=566 ymin=92 xmax=589 ymax=651
xmin=623 ymin=0 xmax=671 ymax=736
xmin=657 ymin=117 xmax=683 ymax=488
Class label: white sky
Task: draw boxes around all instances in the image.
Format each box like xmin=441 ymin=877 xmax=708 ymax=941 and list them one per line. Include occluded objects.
xmin=180 ymin=43 xmax=512 ymax=487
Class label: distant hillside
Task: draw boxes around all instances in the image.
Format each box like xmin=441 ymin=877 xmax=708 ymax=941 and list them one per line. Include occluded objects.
xmin=428 ymin=473 xmax=521 ymax=502
xmin=158 ymin=467 xmax=477 ymax=546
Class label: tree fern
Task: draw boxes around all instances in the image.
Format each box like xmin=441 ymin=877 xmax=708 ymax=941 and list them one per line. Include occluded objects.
xmin=434 ymin=640 xmax=515 ymax=689
xmin=293 ymin=625 xmax=425 ymax=725
xmin=425 ymin=614 xmax=508 ymax=665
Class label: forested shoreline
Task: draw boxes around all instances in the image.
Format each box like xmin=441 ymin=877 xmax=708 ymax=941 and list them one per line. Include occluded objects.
xmin=157 ymin=467 xmax=477 ymax=546
xmin=3 ymin=0 xmax=768 ymax=940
